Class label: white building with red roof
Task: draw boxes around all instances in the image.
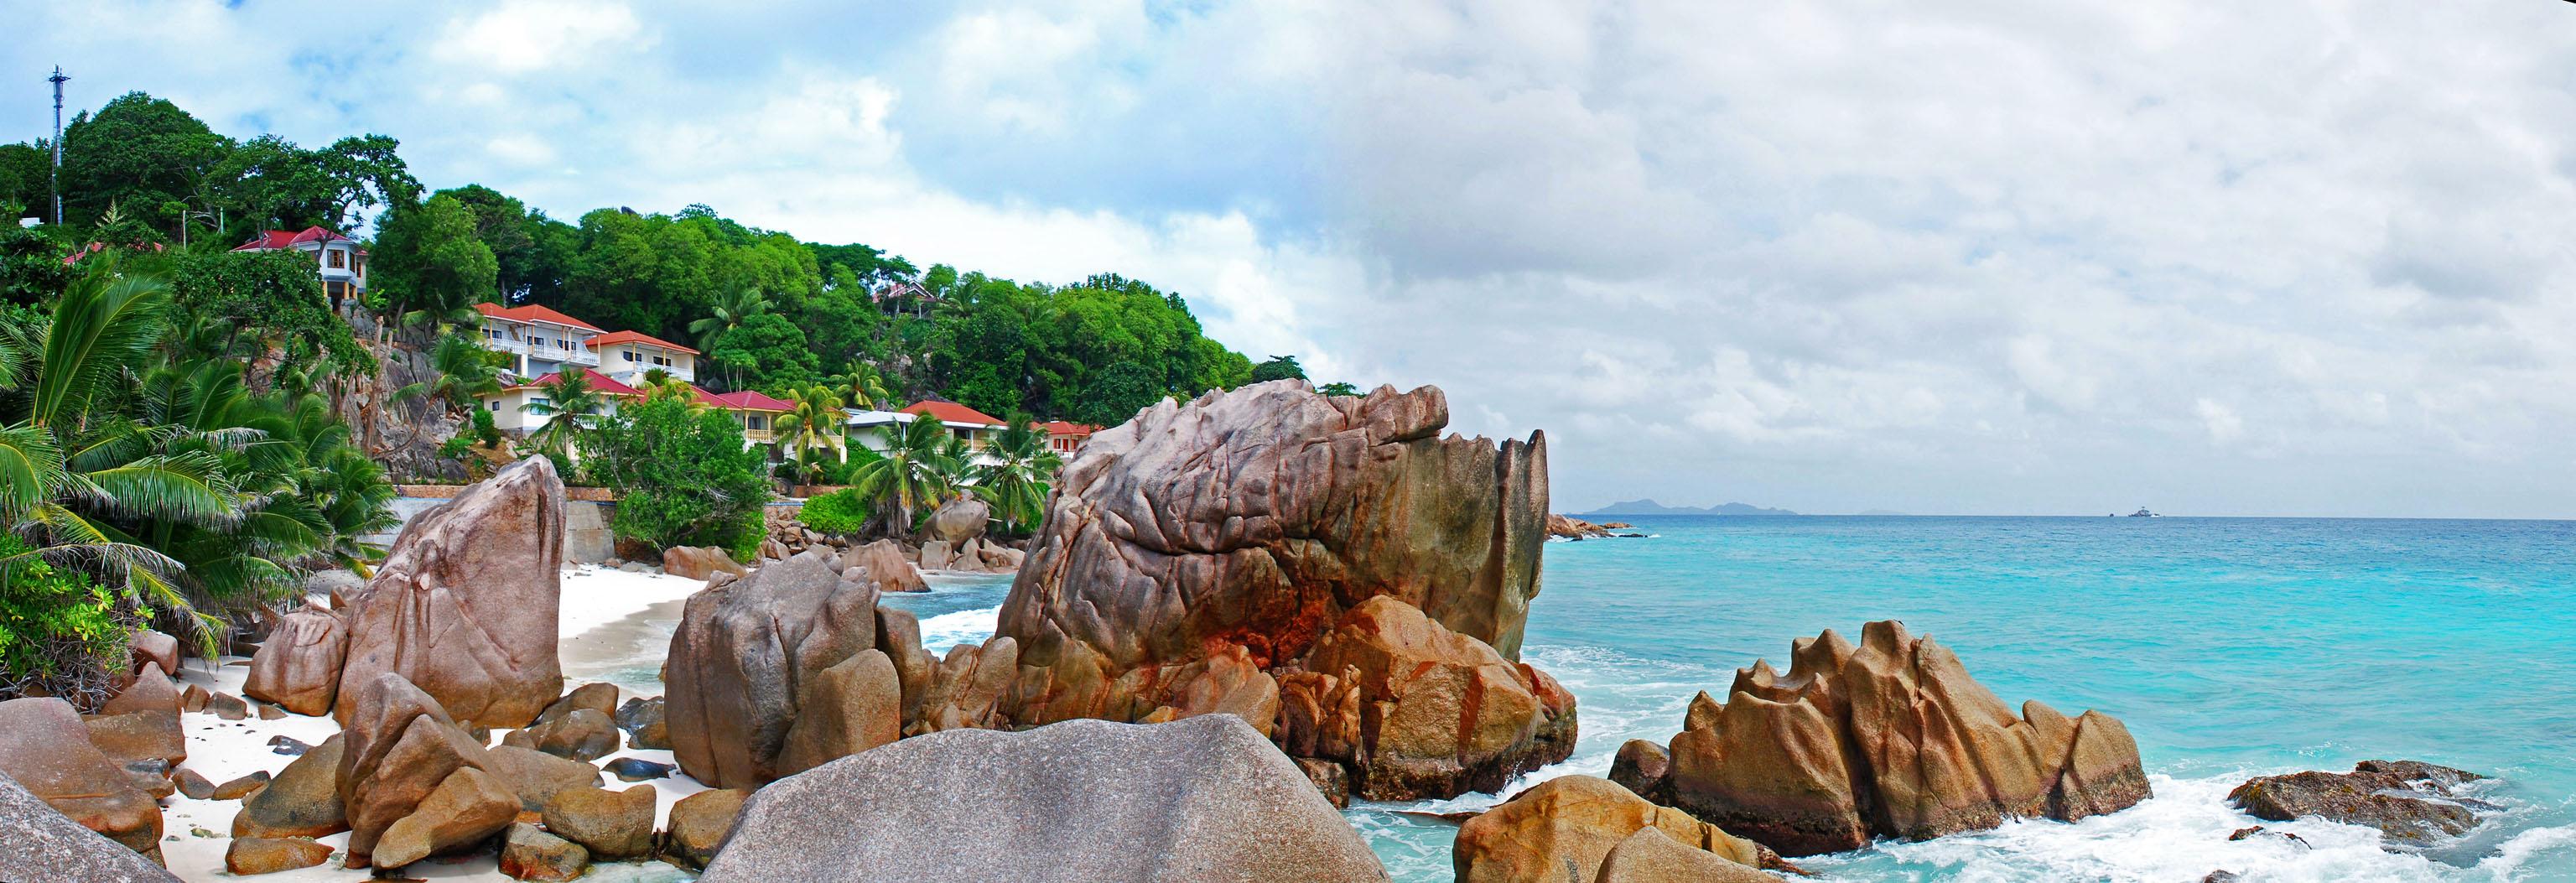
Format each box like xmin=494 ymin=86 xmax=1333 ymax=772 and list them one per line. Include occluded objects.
xmin=484 ymin=368 xmax=641 ymax=434
xmin=472 ymin=302 xmax=605 ymax=379
xmin=586 ymin=330 xmax=699 ymax=385
xmin=231 ymin=226 xmax=367 ymax=311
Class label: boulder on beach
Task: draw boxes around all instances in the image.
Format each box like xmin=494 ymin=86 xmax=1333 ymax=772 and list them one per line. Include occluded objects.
xmin=615 ymin=696 xmax=668 ymax=751
xmin=233 ymin=735 xmax=347 ymax=839
xmin=512 ymin=707 xmax=618 ymax=761
xmin=335 ymin=673 xmax=506 ymax=866
xmin=840 ymin=538 xmax=929 ymax=593
xmin=699 ymin=714 xmax=1385 ymax=882
xmin=542 ymin=783 xmax=656 ymax=860
xmin=128 ymin=630 xmax=180 ymax=680
xmin=665 ymin=549 xmax=892 ymax=788
xmin=243 ymin=605 xmax=348 ymax=716
xmin=225 ymin=836 xmax=335 ymax=875
xmin=0 ymin=768 xmax=182 ymax=881
xmin=1652 ymin=621 xmax=2150 ymax=856
xmin=904 ymin=636 xmax=1019 ymax=736
xmin=90 ymin=662 xmax=187 ymax=792
xmin=335 ymin=457 xmax=566 ymax=729
xmin=1452 ymin=775 xmax=1774 ymax=883
xmin=480 ymin=744 xmax=603 ymax=813
xmin=1000 ymin=383 xmax=1551 ymax=731
xmin=776 ymin=649 xmax=902 ymax=775
xmin=660 ymin=787 xmax=747 ymax=871
xmin=369 ymin=766 xmax=518 ymax=869
xmin=0 ymin=698 xmax=165 ymax=861
xmin=500 ymin=822 xmax=589 ymax=881
xmin=1280 ymin=596 xmax=1576 ymax=800
xmin=2227 ymin=761 xmax=2489 ymax=848
xmin=922 ymin=496 xmax=990 ymax=544
xmin=663 ymin=545 xmax=749 ymax=582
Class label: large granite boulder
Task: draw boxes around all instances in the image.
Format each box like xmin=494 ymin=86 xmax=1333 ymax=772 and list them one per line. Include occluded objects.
xmin=659 ymin=787 xmax=747 ymax=871
xmin=699 ymin=715 xmax=1385 ymax=881
xmin=840 ymin=539 xmax=928 ymax=594
xmin=1593 ymin=828 xmax=1776 ymax=883
xmin=1000 ymin=383 xmax=1550 ymax=736
xmin=1653 ymin=621 xmax=2149 ymax=855
xmin=127 ymin=630 xmax=180 ymax=680
xmin=542 ymin=783 xmax=657 ymax=860
xmin=663 ymin=545 xmax=749 ymax=582
xmin=776 ymin=649 xmax=902 ymax=773
xmin=665 ymin=549 xmax=890 ymax=788
xmin=0 ymin=698 xmax=164 ymax=861
xmin=244 ymin=605 xmax=348 ymax=716
xmin=335 ymin=673 xmax=506 ymax=867
xmin=90 ymin=662 xmax=186 ymax=792
xmin=336 ymin=457 xmax=566 ymax=729
xmin=480 ymin=744 xmax=604 ymax=813
xmin=1280 ymin=596 xmax=1575 ymax=800
xmin=233 ymin=735 xmax=347 ymax=839
xmin=922 ymin=496 xmax=991 ymax=543
xmin=904 ymin=636 xmax=1019 ymax=735
xmin=0 ymin=768 xmax=182 ymax=881
xmin=2228 ymin=761 xmax=2489 ymax=848
xmin=1453 ymin=776 xmax=1776 ymax=883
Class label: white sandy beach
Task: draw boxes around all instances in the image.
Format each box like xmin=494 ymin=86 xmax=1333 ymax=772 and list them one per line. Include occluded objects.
xmin=158 ymin=565 xmax=713 ymax=882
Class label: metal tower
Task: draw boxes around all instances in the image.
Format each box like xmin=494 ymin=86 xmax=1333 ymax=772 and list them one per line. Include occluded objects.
xmin=48 ymin=66 xmax=68 ymax=225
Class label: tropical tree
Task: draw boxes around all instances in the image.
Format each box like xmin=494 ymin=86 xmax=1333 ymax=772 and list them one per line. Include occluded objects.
xmin=771 ymin=385 xmax=847 ymax=486
xmin=392 ymin=333 xmax=508 ymax=413
xmin=969 ymin=418 xmax=1062 ymax=534
xmin=688 ymin=288 xmax=770 ymax=361
xmin=829 ymin=361 xmax=892 ymax=411
xmin=519 ymin=369 xmax=610 ymax=465
xmin=636 ymin=367 xmax=699 ymax=407
xmin=845 ymin=416 xmax=964 ymax=538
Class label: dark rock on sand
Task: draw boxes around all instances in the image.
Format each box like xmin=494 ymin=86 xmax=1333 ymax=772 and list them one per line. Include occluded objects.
xmin=538 ymin=683 xmax=620 ymax=725
xmin=605 ymin=757 xmax=673 ymax=782
xmin=2228 ymin=761 xmax=2488 ymax=847
xmin=1656 ymin=621 xmax=2150 ymax=855
xmin=699 ymin=715 xmax=1385 ymax=881
xmin=615 ymin=696 xmax=669 ymax=751
xmin=212 ymin=771 xmax=273 ymax=800
xmin=520 ymin=708 xmax=619 ymax=761
xmin=0 ymin=767 xmax=182 ymax=881
xmin=267 ymin=735 xmax=313 ymax=756
xmin=175 ymin=767 xmax=217 ymax=799
xmin=658 ymin=787 xmax=747 ymax=871
xmin=206 ymin=691 xmax=250 ymax=720
xmin=224 ymin=836 xmax=335 ymax=875
xmin=500 ymin=822 xmax=589 ymax=881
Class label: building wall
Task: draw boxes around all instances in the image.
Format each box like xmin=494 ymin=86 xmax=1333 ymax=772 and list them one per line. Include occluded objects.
xmin=597 ymin=343 xmax=695 ymax=381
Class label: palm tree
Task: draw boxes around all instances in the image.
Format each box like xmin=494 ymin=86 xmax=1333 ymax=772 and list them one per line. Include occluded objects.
xmin=828 ymin=362 xmax=892 ymax=412
xmin=969 ymin=418 xmax=1062 ymax=534
xmin=633 ymin=367 xmax=701 ymax=408
xmin=520 ymin=370 xmax=610 ymax=463
xmin=688 ymin=288 xmax=771 ymax=387
xmin=845 ymin=415 xmax=964 ymax=538
xmin=771 ymin=385 xmax=847 ymax=486
xmin=392 ymin=334 xmax=507 ymax=413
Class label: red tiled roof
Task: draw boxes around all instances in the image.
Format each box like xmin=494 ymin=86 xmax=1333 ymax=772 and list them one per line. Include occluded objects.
xmin=693 ymin=386 xmax=793 ymax=413
xmin=901 ymin=400 xmax=1006 ymax=427
xmin=584 ymin=330 xmax=699 ymax=355
xmin=1041 ymin=421 xmax=1100 ymax=437
xmin=231 ymin=226 xmax=350 ymax=252
xmin=511 ymin=368 xmax=641 ymax=397
xmin=473 ymin=302 xmax=606 ymax=333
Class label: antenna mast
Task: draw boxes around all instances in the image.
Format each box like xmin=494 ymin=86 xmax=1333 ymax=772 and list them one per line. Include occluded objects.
xmin=48 ymin=66 xmax=69 ymax=226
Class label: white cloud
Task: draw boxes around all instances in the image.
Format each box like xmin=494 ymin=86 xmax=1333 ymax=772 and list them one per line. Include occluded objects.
xmin=430 ymin=0 xmax=648 ymax=75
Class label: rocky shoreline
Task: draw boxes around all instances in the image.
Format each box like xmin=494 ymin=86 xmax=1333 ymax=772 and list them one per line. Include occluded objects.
xmin=0 ymin=381 xmax=2520 ymax=882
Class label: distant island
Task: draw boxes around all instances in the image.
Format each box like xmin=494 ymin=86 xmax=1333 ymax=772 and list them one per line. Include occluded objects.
xmin=1581 ymin=498 xmax=1799 ymax=517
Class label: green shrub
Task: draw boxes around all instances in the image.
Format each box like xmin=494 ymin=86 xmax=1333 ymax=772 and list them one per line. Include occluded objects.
xmin=800 ymin=488 xmax=871 ymax=536
xmin=582 ymin=398 xmax=771 ymax=551
xmin=0 ymin=537 xmax=139 ymax=705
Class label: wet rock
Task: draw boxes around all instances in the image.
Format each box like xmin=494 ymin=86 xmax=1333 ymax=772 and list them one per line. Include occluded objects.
xmin=480 ymin=745 xmax=602 ymax=813
xmin=337 ymin=457 xmax=567 ymax=729
xmin=698 ymin=715 xmax=1384 ymax=881
xmin=0 ymin=698 xmax=165 ymax=860
xmin=368 ymin=766 xmax=518 ymax=869
xmin=233 ymin=735 xmax=347 ymax=839
xmin=614 ymin=696 xmax=668 ymax=751
xmin=1592 ymin=827 xmax=1777 ymax=883
xmin=543 ymin=784 xmax=656 ymax=860
xmin=659 ymin=787 xmax=746 ymax=871
xmin=267 ymin=735 xmax=311 ymax=756
xmin=1282 ymin=597 xmax=1576 ymax=800
xmin=212 ymin=771 xmax=273 ymax=800
xmin=1454 ymin=775 xmax=1773 ymax=883
xmin=840 ymin=539 xmax=928 ymax=594
xmin=776 ymin=649 xmax=901 ymax=776
xmin=206 ymin=691 xmax=250 ymax=720
xmin=2204 ymin=873 xmax=2242 ymax=883
xmin=243 ymin=606 xmax=347 ymax=716
xmin=523 ymin=708 xmax=619 ymax=761
xmin=605 ymin=757 xmax=672 ymax=782
xmin=2227 ymin=761 xmax=2487 ymax=848
xmin=499 ymin=822 xmax=589 ymax=881
xmin=224 ymin=836 xmax=335 ymax=875
xmin=666 ymin=550 xmax=886 ymax=788
xmin=1608 ymin=739 xmax=1670 ymax=799
xmin=0 ymin=768 xmax=181 ymax=881
xmin=662 ymin=545 xmax=749 ymax=582
xmin=1656 ymin=621 xmax=2150 ymax=855
xmin=1296 ymin=757 xmax=1351 ymax=809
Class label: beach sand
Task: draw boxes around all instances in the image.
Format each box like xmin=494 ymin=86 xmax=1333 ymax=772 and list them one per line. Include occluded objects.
xmin=158 ymin=564 xmax=712 ymax=882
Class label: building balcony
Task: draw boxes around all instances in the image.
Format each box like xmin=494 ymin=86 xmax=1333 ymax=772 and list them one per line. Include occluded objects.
xmin=480 ymin=338 xmax=529 ymax=356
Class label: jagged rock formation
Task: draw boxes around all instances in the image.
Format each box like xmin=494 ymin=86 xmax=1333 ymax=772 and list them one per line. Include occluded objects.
xmin=1279 ymin=596 xmax=1576 ymax=800
xmin=990 ymin=382 xmax=1565 ymax=800
xmin=335 ymin=673 xmax=515 ymax=867
xmin=2228 ymin=761 xmax=2490 ymax=848
xmin=331 ymin=318 xmax=467 ymax=482
xmin=1452 ymin=775 xmax=1778 ymax=883
xmin=1638 ymin=621 xmax=2149 ymax=855
xmin=244 ymin=605 xmax=349 ymax=716
xmin=698 ymin=715 xmax=1387 ymax=882
xmin=336 ymin=458 xmax=565 ymax=729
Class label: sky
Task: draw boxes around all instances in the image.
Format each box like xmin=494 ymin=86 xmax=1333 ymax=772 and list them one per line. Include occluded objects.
xmin=12 ymin=1 xmax=2576 ymax=518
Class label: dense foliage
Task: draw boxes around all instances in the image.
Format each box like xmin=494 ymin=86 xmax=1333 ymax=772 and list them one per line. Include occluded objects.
xmin=0 ymin=534 xmax=135 ymax=707
xmin=579 ymin=397 xmax=769 ymax=554
xmin=797 ymin=488 xmax=871 ymax=536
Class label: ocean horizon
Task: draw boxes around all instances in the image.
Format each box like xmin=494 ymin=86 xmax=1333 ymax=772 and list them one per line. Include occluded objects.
xmin=876 ymin=515 xmax=2576 ymax=881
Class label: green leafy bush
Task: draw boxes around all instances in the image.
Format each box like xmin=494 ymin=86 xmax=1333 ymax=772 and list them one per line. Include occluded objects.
xmin=0 ymin=537 xmax=139 ymax=705
xmin=800 ymin=488 xmax=871 ymax=536
xmin=582 ymin=397 xmax=771 ymax=552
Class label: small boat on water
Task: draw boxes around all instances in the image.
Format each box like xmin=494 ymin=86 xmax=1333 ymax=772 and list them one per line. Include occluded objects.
xmin=2126 ymin=507 xmax=2157 ymax=517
